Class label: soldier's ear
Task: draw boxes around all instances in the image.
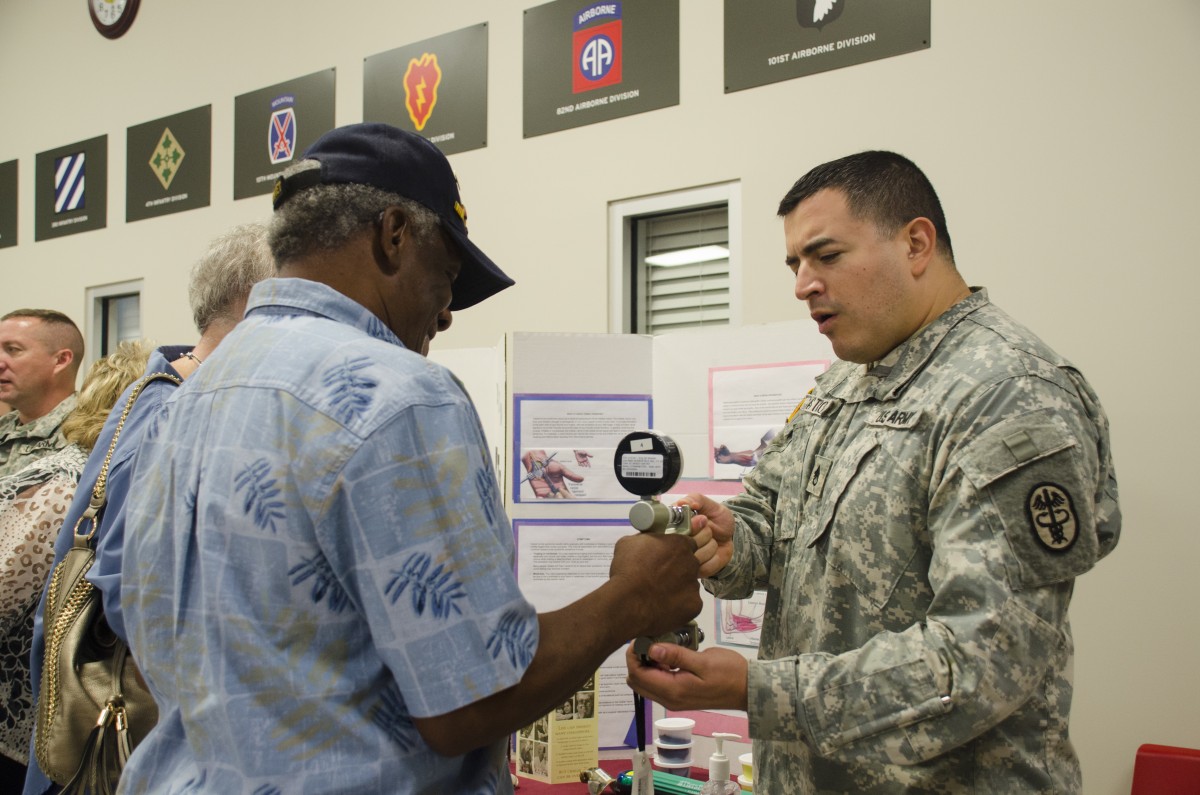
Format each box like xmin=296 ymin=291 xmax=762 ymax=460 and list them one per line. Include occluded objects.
xmin=903 ymin=217 xmax=936 ymax=277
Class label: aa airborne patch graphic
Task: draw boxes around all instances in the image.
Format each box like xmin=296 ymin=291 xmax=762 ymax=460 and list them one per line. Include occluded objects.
xmin=149 ymin=127 xmax=186 ymax=190
xmin=404 ymin=52 xmax=442 ymax=131
xmin=1027 ymin=482 xmax=1079 ymax=553
xmin=572 ymin=2 xmax=623 ymax=94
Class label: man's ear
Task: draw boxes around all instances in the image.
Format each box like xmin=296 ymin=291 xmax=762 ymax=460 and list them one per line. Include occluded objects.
xmin=52 ymin=348 xmax=74 ymax=377
xmin=375 ymin=206 xmax=410 ymax=276
xmin=904 ymin=217 xmax=937 ymax=277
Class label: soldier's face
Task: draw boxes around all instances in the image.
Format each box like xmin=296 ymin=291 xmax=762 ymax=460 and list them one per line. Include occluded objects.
xmin=783 ymin=189 xmax=918 ymax=364
xmin=0 ymin=318 xmax=61 ymax=415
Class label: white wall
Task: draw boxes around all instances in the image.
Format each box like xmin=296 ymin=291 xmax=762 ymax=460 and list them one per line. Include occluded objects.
xmin=3 ymin=2 xmax=1198 ymax=790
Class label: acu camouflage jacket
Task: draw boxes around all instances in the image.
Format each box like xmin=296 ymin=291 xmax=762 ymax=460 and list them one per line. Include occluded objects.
xmin=706 ymin=289 xmax=1120 ymax=794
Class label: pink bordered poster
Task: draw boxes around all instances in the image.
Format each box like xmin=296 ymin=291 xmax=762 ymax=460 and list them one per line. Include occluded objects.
xmin=708 ymin=360 xmax=828 ymax=480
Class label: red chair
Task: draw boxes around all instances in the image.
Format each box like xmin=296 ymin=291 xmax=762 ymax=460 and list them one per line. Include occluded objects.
xmin=1131 ymin=744 xmax=1200 ymax=794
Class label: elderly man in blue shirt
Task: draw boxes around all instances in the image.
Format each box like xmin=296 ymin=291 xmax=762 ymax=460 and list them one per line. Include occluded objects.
xmin=115 ymin=124 xmax=705 ymax=794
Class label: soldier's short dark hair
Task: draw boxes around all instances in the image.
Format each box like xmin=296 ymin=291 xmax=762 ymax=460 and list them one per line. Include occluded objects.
xmin=777 ymin=151 xmax=955 ymax=263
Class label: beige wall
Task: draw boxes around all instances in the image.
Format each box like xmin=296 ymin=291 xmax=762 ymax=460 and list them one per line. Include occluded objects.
xmin=3 ymin=1 xmax=1198 ymax=790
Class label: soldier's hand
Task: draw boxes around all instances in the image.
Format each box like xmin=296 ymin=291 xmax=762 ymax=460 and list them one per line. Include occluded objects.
xmin=625 ymin=643 xmax=748 ymax=712
xmin=676 ymin=493 xmax=736 ymax=578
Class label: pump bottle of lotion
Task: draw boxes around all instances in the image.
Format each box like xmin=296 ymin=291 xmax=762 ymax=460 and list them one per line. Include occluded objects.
xmin=699 ymin=732 xmax=742 ymax=795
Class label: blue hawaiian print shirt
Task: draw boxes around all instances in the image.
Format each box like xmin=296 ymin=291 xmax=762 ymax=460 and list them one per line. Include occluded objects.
xmin=118 ymin=278 xmax=538 ymax=794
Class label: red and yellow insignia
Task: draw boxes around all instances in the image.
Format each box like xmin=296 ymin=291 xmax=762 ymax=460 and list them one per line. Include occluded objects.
xmin=403 ymin=53 xmax=442 ymax=131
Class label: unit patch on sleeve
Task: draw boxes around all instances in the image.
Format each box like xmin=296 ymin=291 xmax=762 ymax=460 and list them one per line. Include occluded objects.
xmin=1026 ymin=482 xmax=1079 ymax=553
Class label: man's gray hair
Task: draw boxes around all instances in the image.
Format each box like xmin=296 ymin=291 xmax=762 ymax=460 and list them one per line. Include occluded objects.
xmin=188 ymin=223 xmax=275 ymax=333
xmin=269 ymin=162 xmax=441 ymax=265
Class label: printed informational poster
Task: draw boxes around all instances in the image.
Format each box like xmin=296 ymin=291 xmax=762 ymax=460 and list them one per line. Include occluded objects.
xmin=661 ymin=480 xmax=764 ymax=650
xmin=364 ymin=23 xmax=489 ymax=155
xmin=523 ymin=0 xmax=680 ymax=137
xmin=516 ymin=674 xmax=600 ymax=784
xmin=126 ymin=105 xmax=212 ymax=222
xmin=724 ymin=0 xmax=931 ymax=93
xmin=0 ymin=160 xmax=16 ymax=249
xmin=233 ymin=68 xmax=336 ymax=200
xmin=515 ymin=520 xmax=635 ymax=749
xmin=35 ymin=135 xmax=107 ymax=241
xmin=714 ymin=593 xmax=767 ymax=648
xmin=513 ymin=394 xmax=651 ymax=503
xmin=709 ymin=361 xmax=827 ymax=480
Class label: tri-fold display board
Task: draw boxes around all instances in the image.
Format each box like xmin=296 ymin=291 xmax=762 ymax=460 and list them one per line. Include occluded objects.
xmin=430 ymin=318 xmax=833 ymax=749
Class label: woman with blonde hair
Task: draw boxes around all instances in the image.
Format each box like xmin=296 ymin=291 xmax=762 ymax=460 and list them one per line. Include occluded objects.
xmin=0 ymin=340 xmax=150 ymax=788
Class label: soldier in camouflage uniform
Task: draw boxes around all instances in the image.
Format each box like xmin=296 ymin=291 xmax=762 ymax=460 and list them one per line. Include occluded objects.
xmin=627 ymin=152 xmax=1120 ymax=793
xmin=0 ymin=310 xmax=82 ymax=479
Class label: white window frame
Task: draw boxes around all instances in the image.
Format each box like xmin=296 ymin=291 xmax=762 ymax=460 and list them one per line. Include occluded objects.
xmin=607 ymin=181 xmax=742 ymax=333
xmin=85 ymin=279 xmax=143 ymax=366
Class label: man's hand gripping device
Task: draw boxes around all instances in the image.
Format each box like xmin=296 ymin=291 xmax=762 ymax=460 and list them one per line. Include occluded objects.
xmin=613 ymin=431 xmax=704 ymax=662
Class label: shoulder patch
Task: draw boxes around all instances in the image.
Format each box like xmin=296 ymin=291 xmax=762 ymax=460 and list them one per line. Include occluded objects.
xmin=1026 ymin=482 xmax=1079 ymax=553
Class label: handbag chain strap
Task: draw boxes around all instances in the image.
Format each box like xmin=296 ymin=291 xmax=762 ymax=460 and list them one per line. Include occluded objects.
xmin=73 ymin=372 xmax=182 ymax=541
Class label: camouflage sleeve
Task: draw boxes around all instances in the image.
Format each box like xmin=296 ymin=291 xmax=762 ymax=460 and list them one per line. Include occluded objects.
xmin=703 ymin=422 xmax=797 ymax=600
xmin=747 ymin=381 xmax=1119 ymax=765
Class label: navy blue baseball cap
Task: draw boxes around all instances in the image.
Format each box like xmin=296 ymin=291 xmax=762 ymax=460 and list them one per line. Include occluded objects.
xmin=272 ymin=122 xmax=514 ymax=310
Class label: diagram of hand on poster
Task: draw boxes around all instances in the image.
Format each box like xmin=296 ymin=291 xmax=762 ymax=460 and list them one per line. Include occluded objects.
xmin=714 ymin=427 xmax=779 ymax=467
xmin=521 ymin=449 xmax=585 ymax=498
xmin=573 ymin=449 xmax=594 ymax=467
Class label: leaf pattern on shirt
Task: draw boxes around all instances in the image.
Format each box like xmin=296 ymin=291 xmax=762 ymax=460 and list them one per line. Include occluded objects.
xmin=322 ymin=356 xmax=378 ymax=424
xmin=234 ymin=458 xmax=285 ymax=533
xmin=224 ymin=609 xmax=359 ymax=763
xmin=384 ymin=552 xmax=465 ymax=620
xmin=289 ymin=553 xmax=353 ymax=613
xmin=144 ymin=410 xmax=164 ymax=442
xmin=486 ymin=609 xmax=536 ymax=669
xmin=365 ymin=315 xmax=391 ymax=342
xmin=369 ymin=683 xmax=419 ymax=752
xmin=168 ymin=769 xmax=206 ymax=795
xmin=476 ymin=467 xmax=499 ymax=527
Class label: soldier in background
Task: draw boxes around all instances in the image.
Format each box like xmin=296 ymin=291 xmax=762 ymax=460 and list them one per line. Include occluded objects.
xmin=628 ymin=151 xmax=1120 ymax=793
xmin=0 ymin=310 xmax=83 ymax=478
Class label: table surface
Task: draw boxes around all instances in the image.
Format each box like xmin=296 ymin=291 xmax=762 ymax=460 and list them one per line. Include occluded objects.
xmin=511 ymin=757 xmax=745 ymax=793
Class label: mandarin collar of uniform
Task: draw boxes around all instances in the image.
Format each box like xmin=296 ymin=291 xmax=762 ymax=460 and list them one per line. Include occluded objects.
xmin=0 ymin=393 xmax=77 ymax=437
xmin=859 ymin=286 xmax=990 ymax=401
xmin=244 ymin=277 xmax=405 ymax=349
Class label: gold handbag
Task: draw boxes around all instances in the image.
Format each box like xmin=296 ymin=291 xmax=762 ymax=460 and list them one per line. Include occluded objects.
xmin=35 ymin=372 xmax=181 ymax=794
